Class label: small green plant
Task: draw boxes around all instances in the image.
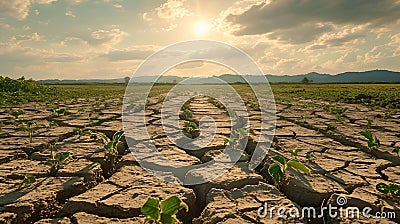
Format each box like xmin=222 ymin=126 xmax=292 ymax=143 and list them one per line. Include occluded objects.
xmin=321 ymin=121 xmax=335 ymax=130
xmin=14 ymin=120 xmax=44 ymax=143
xmin=288 ymin=148 xmax=302 ymax=159
xmin=14 ymin=174 xmax=36 ymax=190
xmin=41 ymin=152 xmax=71 ymax=176
xmin=183 ymin=121 xmax=198 ymax=138
xmin=297 ymin=115 xmax=309 ymax=123
xmin=360 ymin=131 xmax=380 ymax=150
xmin=331 ymin=107 xmax=348 ymax=115
xmin=376 ymin=183 xmax=400 ymax=197
xmin=47 ymin=120 xmax=56 ymax=129
xmin=393 ymin=147 xmax=399 ymax=157
xmin=53 ymin=108 xmax=67 ymax=116
xmin=332 ymin=107 xmax=348 ymax=122
xmin=306 ymin=152 xmax=315 ymax=162
xmin=364 ymin=117 xmax=373 ymax=126
xmin=10 ymin=109 xmax=24 ymax=118
xmin=223 ymin=138 xmax=238 ymax=148
xmin=141 ymin=196 xmax=188 ymax=224
xmin=268 ymin=155 xmax=310 ymax=185
xmin=92 ymin=130 xmax=124 ymax=177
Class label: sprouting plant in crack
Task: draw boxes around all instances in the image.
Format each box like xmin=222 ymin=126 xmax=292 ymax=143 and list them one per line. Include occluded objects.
xmin=297 ymin=115 xmax=309 ymax=123
xmin=268 ymin=155 xmax=310 ymax=185
xmin=288 ymin=148 xmax=302 ymax=159
xmin=183 ymin=121 xmax=198 ymax=138
xmin=321 ymin=121 xmax=336 ymax=130
xmin=364 ymin=117 xmax=373 ymax=126
xmin=332 ymin=107 xmax=348 ymax=122
xmin=141 ymin=196 xmax=188 ymax=224
xmin=360 ymin=130 xmax=380 ymax=150
xmin=393 ymin=147 xmax=399 ymax=157
xmin=92 ymin=130 xmax=124 ymax=177
xmin=14 ymin=174 xmax=36 ymax=190
xmin=14 ymin=120 xmax=44 ymax=143
xmin=41 ymin=152 xmax=71 ymax=177
xmin=52 ymin=108 xmax=67 ymax=116
xmin=47 ymin=120 xmax=56 ymax=129
xmin=376 ymin=183 xmax=400 ymax=197
xmin=306 ymin=152 xmax=316 ymax=162
xmin=73 ymin=127 xmax=92 ymax=138
xmin=224 ymin=138 xmax=238 ymax=149
xmin=10 ymin=109 xmax=24 ymax=118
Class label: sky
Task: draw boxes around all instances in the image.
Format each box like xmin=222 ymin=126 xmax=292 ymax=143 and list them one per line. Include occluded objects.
xmin=0 ymin=0 xmax=399 ymax=80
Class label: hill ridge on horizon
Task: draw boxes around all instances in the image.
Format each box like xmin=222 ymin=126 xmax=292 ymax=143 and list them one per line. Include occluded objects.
xmin=38 ymin=69 xmax=400 ymax=84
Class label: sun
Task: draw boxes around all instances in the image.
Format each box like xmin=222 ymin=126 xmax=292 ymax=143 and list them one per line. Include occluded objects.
xmin=194 ymin=21 xmax=212 ymax=35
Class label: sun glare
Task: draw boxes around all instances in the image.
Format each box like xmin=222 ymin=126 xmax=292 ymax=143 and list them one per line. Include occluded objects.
xmin=194 ymin=21 xmax=212 ymax=35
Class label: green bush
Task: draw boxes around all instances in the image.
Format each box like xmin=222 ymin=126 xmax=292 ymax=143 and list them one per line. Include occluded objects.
xmin=0 ymin=76 xmax=57 ymax=106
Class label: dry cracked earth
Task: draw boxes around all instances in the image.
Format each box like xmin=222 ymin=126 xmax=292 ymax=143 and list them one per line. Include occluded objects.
xmin=0 ymin=95 xmax=399 ymax=224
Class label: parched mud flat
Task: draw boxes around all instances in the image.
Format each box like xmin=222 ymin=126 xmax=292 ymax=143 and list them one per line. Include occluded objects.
xmin=0 ymin=95 xmax=399 ymax=224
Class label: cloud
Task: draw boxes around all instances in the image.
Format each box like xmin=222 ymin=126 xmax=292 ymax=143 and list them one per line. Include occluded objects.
xmin=13 ymin=32 xmax=43 ymax=42
xmin=0 ymin=0 xmax=56 ymax=20
xmin=89 ymin=28 xmax=127 ymax=46
xmin=113 ymin=4 xmax=122 ymax=9
xmin=105 ymin=46 xmax=157 ymax=61
xmin=0 ymin=0 xmax=31 ymax=20
xmin=65 ymin=8 xmax=76 ymax=18
xmin=155 ymin=0 xmax=193 ymax=20
xmin=223 ymin=0 xmax=400 ymax=43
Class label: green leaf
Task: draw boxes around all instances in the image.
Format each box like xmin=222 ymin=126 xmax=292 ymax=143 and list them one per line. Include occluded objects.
xmin=272 ymin=155 xmax=286 ymax=167
xmin=141 ymin=198 xmax=160 ymax=221
xmin=360 ymin=131 xmax=373 ymax=141
xmin=376 ymin=183 xmax=389 ymax=194
xmin=55 ymin=152 xmax=70 ymax=163
xmin=237 ymin=128 xmax=247 ymax=136
xmin=24 ymin=174 xmax=36 ymax=184
xmin=112 ymin=130 xmax=124 ymax=143
xmin=268 ymin=163 xmax=283 ymax=182
xmin=287 ymin=159 xmax=311 ymax=175
xmin=160 ymin=213 xmax=176 ymax=224
xmin=388 ymin=184 xmax=400 ymax=196
xmin=161 ymin=196 xmax=181 ymax=216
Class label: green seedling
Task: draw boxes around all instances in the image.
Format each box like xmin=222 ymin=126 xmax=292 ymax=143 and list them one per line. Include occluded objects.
xmin=237 ymin=128 xmax=247 ymax=137
xmin=297 ymin=115 xmax=309 ymax=123
xmin=10 ymin=109 xmax=24 ymax=118
xmin=14 ymin=174 xmax=36 ymax=190
xmin=376 ymin=183 xmax=400 ymax=197
xmin=141 ymin=196 xmax=189 ymax=224
xmin=268 ymin=155 xmax=310 ymax=185
xmin=47 ymin=121 xmax=56 ymax=129
xmin=53 ymin=108 xmax=67 ymax=116
xmin=360 ymin=131 xmax=380 ymax=150
xmin=331 ymin=107 xmax=348 ymax=115
xmin=382 ymin=109 xmax=399 ymax=119
xmin=183 ymin=121 xmax=198 ymax=138
xmin=13 ymin=120 xmax=44 ymax=143
xmin=41 ymin=152 xmax=71 ymax=176
xmin=224 ymin=138 xmax=238 ymax=148
xmin=321 ymin=121 xmax=336 ymax=130
xmin=393 ymin=147 xmax=399 ymax=157
xmin=306 ymin=152 xmax=315 ymax=161
xmin=73 ymin=127 xmax=92 ymax=138
xmin=92 ymin=130 xmax=124 ymax=177
xmin=364 ymin=117 xmax=373 ymax=126
xmin=288 ymin=148 xmax=302 ymax=159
